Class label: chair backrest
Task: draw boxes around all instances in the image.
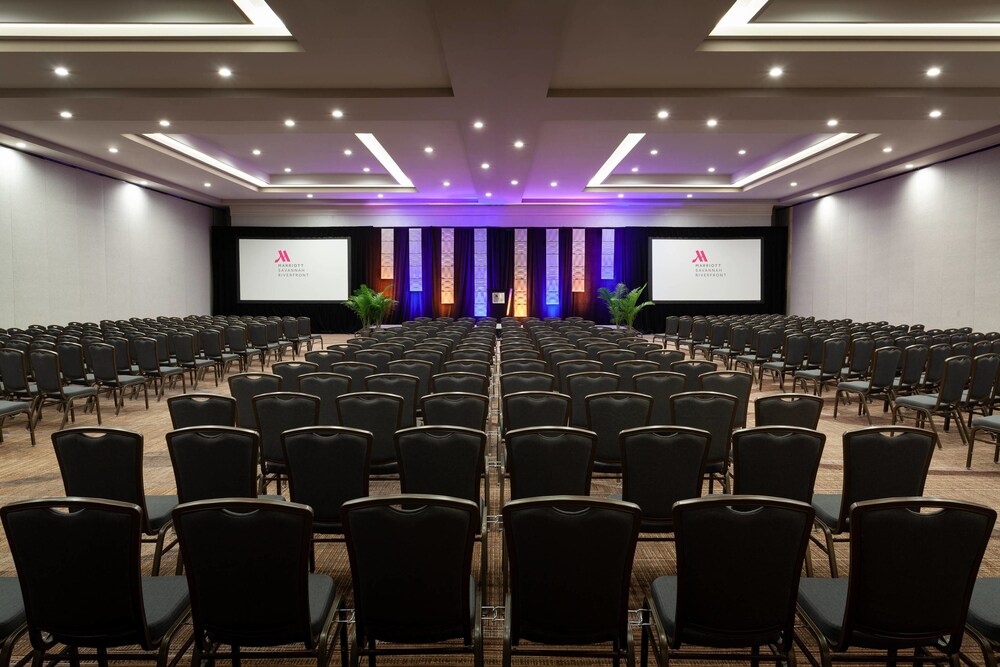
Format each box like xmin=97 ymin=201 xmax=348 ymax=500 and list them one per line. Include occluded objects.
xmin=365 ymin=372 xmax=420 ymax=428
xmin=633 ymin=371 xmax=687 ymax=425
xmin=834 ymin=426 xmax=936 ymax=532
xmin=356 ymin=349 xmax=392 ymax=374
xmin=329 ymin=361 xmax=378 ymax=391
xmin=303 ymin=349 xmax=346 ymax=371
xmin=866 ymin=346 xmax=903 ymax=390
xmin=670 ymin=360 xmax=718 ymax=392
xmin=846 ymin=337 xmax=875 ymax=374
xmin=936 ymin=355 xmax=973 ymax=404
xmin=51 ymin=428 xmax=148 ymax=517
xmin=172 ymin=332 xmax=199 ymax=365
xmin=500 ymin=358 xmax=545 ymax=374
xmin=781 ymin=333 xmax=810 ymax=367
xmin=501 ymin=391 xmax=570 ymax=433
xmin=898 ymin=344 xmax=930 ymax=384
xmin=2 ymin=497 xmax=155 ymax=650
xmin=566 ymin=372 xmax=620 ymax=428
xmin=620 ymin=426 xmax=710 ymax=527
xmin=325 ymin=344 xmax=360 ymax=362
xmin=336 ymin=392 xmax=404 ymax=467
xmin=341 ymin=495 xmax=479 ymax=644
xmin=386 ymin=359 xmax=433 ymax=400
xmin=613 ymin=359 xmax=660 ymax=391
xmin=597 ymin=349 xmax=636 ymax=373
xmin=283 ymin=426 xmax=372 ymax=530
xmin=271 ymin=362 xmax=320 ymax=391
xmin=818 ymin=337 xmax=850 ymax=375
xmin=503 ymin=497 xmax=641 ymax=648
xmin=838 ymin=498 xmax=996 ymax=654
xmin=167 ymin=394 xmax=237 ymax=428
xmin=505 ymin=426 xmax=596 ymax=499
xmin=166 ymin=426 xmax=260 ymax=502
xmin=922 ymin=343 xmax=952 ymax=387
xmin=753 ymin=394 xmax=823 ymax=429
xmin=172 ymin=499 xmax=317 ymax=648
xmin=501 ymin=349 xmax=541 ymax=363
xmin=670 ymin=496 xmax=814 ymax=651
xmin=732 ymin=427 xmax=826 ymax=503
xmin=698 ymin=371 xmax=753 ymax=428
xmin=431 ymin=372 xmax=488 ymax=396
xmin=442 ymin=359 xmax=490 ymax=377
xmin=227 ymin=373 xmax=283 ymax=429
xmin=669 ymin=391 xmax=738 ymax=467
xmin=404 ymin=348 xmax=444 ymax=374
xmin=252 ymin=392 xmax=320 ymax=466
xmin=56 ymin=341 xmax=89 ymax=383
xmin=29 ymin=349 xmax=64 ymax=395
xmin=396 ymin=426 xmax=486 ymax=505
xmin=88 ymin=343 xmax=122 ymax=383
xmin=298 ymin=372 xmax=352 ymax=426
xmin=419 ymin=392 xmax=489 ymax=431
xmin=585 ymin=392 xmax=652 ymax=464
xmin=555 ymin=359 xmax=602 ymax=393
xmin=501 ymin=371 xmax=555 ymax=395
xmin=966 ymin=353 xmax=1000 ymax=402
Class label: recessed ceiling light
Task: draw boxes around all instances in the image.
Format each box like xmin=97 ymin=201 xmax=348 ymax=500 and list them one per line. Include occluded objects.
xmin=159 ymin=119 xmax=170 ymax=127
xmin=631 ymin=167 xmax=639 ymax=172
xmin=252 ymin=148 xmax=261 ymax=156
xmin=738 ymin=149 xmax=747 ymax=155
xmin=686 ymin=194 xmax=693 ymax=198
xmin=905 ymin=163 xmax=915 ymax=169
xmin=218 ymin=67 xmax=232 ymax=78
xmin=706 ymin=118 xmax=718 ymax=127
xmin=656 ymin=110 xmax=669 ymax=119
xmin=707 ymin=167 xmax=716 ymax=173
xmin=59 ymin=110 xmax=73 ymax=119
xmin=769 ymin=66 xmax=784 ymax=78
xmin=827 ymin=119 xmax=839 ymax=127
xmin=929 ymin=109 xmax=943 ymax=118
xmin=204 ymin=182 xmax=212 ymax=188
xmin=284 ymin=167 xmax=291 ymax=172
xmin=54 ymin=66 xmax=69 ymax=77
xmin=139 ymin=180 xmax=148 ymax=186
xmin=362 ymin=167 xmax=370 ymax=172
xmin=790 ymin=182 xmax=798 ymax=187
xmin=926 ymin=67 xmax=942 ymax=77
xmin=550 ymin=181 xmax=558 ymax=187
xmin=331 ymin=109 xmax=344 ymax=119
xmin=473 ymin=120 xmax=484 ymax=129
xmin=424 ymin=146 xmax=434 ymax=154
xmin=284 ymin=119 xmax=296 ymax=127
xmin=377 ymin=193 xmax=384 ymax=198
xmin=510 ymin=179 xmax=519 ymax=185
xmin=481 ymin=162 xmax=490 ymax=170
xmin=650 ymin=149 xmax=659 ymax=155
xmin=618 ymin=193 xmax=624 ymax=198
xmin=882 ymin=147 xmax=893 ymax=153
xmin=15 ymin=142 xmax=25 ymax=148
xmin=514 ymin=140 xmax=525 ymax=149
xmin=306 ymin=194 xmax=313 ymax=198
xmin=108 ymin=147 xmax=118 ymax=154
xmin=443 ymin=180 xmax=451 ymax=186
xmin=344 ymin=149 xmax=353 ymax=156
xmin=485 ymin=192 xmax=492 ymax=197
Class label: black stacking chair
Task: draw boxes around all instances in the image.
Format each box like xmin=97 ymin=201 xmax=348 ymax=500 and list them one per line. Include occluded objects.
xmin=387 ymin=359 xmax=434 ymax=403
xmin=793 ymin=337 xmax=849 ymax=396
xmin=699 ymin=370 xmax=753 ymax=429
xmin=959 ymin=352 xmax=1000 ymax=426
xmin=326 ymin=343 xmax=361 ymax=361
xmin=341 ymin=495 xmax=482 ymax=667
xmin=52 ymin=427 xmax=178 ymax=576
xmin=760 ymin=333 xmax=808 ymax=391
xmin=404 ymin=348 xmax=445 ymax=375
xmin=619 ymin=426 xmax=710 ymax=537
xmin=131 ymin=338 xmax=186 ymax=400
xmin=643 ymin=496 xmax=813 ymax=667
xmin=586 ymin=391 xmax=652 ymax=476
xmin=227 ymin=372 xmax=283 ymax=430
xmin=0 ymin=575 xmax=24 ymax=667
xmin=797 ymin=498 xmax=995 ymax=666
xmin=598 ymin=349 xmax=636 ymax=374
xmin=732 ymin=427 xmax=826 ymax=504
xmin=167 ymin=394 xmax=236 ymax=428
xmin=336 ymin=392 xmax=404 ymax=477
xmin=271 ymin=361 xmax=319 ymax=392
xmin=356 ymin=349 xmax=392 ymax=374
xmin=365 ymin=372 xmax=419 ymax=428
xmin=810 ymin=426 xmax=935 ymax=578
xmin=283 ymin=426 xmax=372 ymax=571
xmin=501 ymin=391 xmax=570 ymax=435
xmin=892 ymin=355 xmax=972 ymax=448
xmin=304 ymin=349 xmax=346 ymax=372
xmin=450 ymin=349 xmax=491 ymax=364
xmin=89 ymin=343 xmax=149 ymax=416
xmin=500 ymin=350 xmax=541 ymax=364
xmin=566 ymin=371 xmax=620 ymax=428
xmin=754 ymin=394 xmax=824 ymax=429
xmin=253 ymin=391 xmax=320 ymax=494
xmin=0 ymin=398 xmax=35 ymax=446
xmin=202 ymin=328 xmax=240 ymax=378
xmin=555 ymin=359 xmax=602 ymax=393
xmin=504 ymin=426 xmax=596 ymax=502
xmin=299 ymin=317 xmax=324 ymax=350
xmin=966 ymin=577 xmax=1000 ymax=665
xmin=633 ymin=371 xmax=688 ymax=426
xmin=298 ymin=372 xmax=352 ymax=426
xmin=669 ymin=391 xmax=738 ymax=493
xmin=30 ymin=349 xmax=101 ymax=430
xmin=443 ymin=359 xmax=490 ymax=377
xmin=733 ymin=329 xmax=781 ymax=384
xmin=432 ymin=371 xmax=488 ymax=395
xmin=646 ymin=349 xmax=686 ymax=372
xmin=499 ymin=358 xmax=546 ymax=374
xmin=329 ymin=361 xmax=377 ymax=392
xmin=396 ymin=426 xmax=489 ymax=601
xmin=172 ymin=332 xmax=217 ymax=389
xmin=2 ymin=498 xmax=190 ymax=666
xmin=614 ymin=359 xmax=660 ymax=391
xmin=504 ymin=497 xmax=640 ymax=667
xmin=420 ymin=392 xmax=489 ymax=431
xmin=833 ymin=346 xmax=902 ymax=425
xmin=669 ymin=360 xmax=718 ymax=392
xmin=500 ymin=371 xmax=555 ymax=395
xmin=173 ymin=499 xmax=346 ymax=667
xmin=166 ymin=426 xmax=279 ymax=502
xmin=57 ymin=341 xmax=93 ymax=386
xmin=228 ymin=325 xmax=262 ymax=372
xmin=712 ymin=325 xmax=750 ymax=369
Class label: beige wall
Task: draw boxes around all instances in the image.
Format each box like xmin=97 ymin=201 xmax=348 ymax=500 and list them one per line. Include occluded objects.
xmin=0 ymin=147 xmax=215 ymax=329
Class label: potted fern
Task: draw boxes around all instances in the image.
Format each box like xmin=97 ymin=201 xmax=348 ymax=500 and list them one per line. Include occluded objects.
xmin=597 ymin=283 xmax=655 ymax=333
xmin=344 ymin=284 xmax=397 ymax=334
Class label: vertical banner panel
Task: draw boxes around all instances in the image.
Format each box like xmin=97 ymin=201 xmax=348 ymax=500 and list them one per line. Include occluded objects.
xmin=380 ymin=228 xmax=394 ymax=280
xmin=473 ymin=228 xmax=488 ymax=317
xmin=440 ymin=227 xmax=454 ymax=305
xmin=601 ymin=228 xmax=615 ymax=280
xmin=408 ymin=228 xmax=422 ymax=292
xmin=571 ymin=228 xmax=586 ymax=293
xmin=545 ymin=228 xmax=560 ymax=305
xmin=513 ymin=228 xmax=528 ymax=317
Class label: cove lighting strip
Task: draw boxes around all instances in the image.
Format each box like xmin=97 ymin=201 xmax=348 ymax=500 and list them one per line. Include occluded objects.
xmin=710 ymin=0 xmax=1000 ymax=39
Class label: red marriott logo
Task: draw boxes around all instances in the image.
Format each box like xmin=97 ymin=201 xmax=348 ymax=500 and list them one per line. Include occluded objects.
xmin=274 ymin=250 xmax=291 ymax=263
xmin=691 ymin=250 xmax=708 ymax=263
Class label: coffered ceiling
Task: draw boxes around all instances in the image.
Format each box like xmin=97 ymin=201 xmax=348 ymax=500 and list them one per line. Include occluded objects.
xmin=1 ymin=0 xmax=1000 ymax=209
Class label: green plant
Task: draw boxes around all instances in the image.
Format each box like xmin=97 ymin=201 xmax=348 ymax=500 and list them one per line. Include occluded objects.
xmin=597 ymin=283 xmax=654 ymax=332
xmin=344 ymin=284 xmax=397 ymax=331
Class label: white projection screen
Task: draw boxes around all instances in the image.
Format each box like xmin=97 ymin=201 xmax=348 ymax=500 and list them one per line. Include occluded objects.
xmin=649 ymin=238 xmax=763 ymax=303
xmin=238 ymin=238 xmax=350 ymax=302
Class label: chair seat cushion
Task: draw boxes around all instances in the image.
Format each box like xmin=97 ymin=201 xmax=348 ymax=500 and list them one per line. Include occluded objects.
xmin=811 ymin=494 xmax=842 ymax=531
xmin=837 ymin=380 xmax=870 ymax=393
xmin=794 ymin=369 xmax=821 ymax=380
xmin=972 ymin=415 xmax=1000 ymax=431
xmin=0 ymin=577 xmax=25 ymax=638
xmin=141 ymin=576 xmax=190 ymax=642
xmin=968 ymin=578 xmax=1000 ymax=643
xmin=593 ymin=460 xmax=622 ymax=474
xmin=61 ymin=384 xmax=96 ymax=398
xmin=797 ymin=578 xmax=847 ymax=645
xmin=894 ymin=395 xmax=938 ymax=410
xmin=0 ymin=401 xmax=30 ymax=418
xmin=144 ymin=495 xmax=179 ymax=533
xmin=157 ymin=366 xmax=184 ymax=375
xmin=761 ymin=361 xmax=789 ymax=372
xmin=734 ymin=355 xmax=757 ymax=364
xmin=116 ymin=375 xmax=146 ymax=386
xmin=308 ymin=573 xmax=338 ymax=639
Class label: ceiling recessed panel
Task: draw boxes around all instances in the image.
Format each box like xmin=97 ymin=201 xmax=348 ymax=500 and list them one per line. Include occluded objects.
xmin=754 ymin=0 xmax=1000 ymax=24
xmin=0 ymin=0 xmax=250 ymax=25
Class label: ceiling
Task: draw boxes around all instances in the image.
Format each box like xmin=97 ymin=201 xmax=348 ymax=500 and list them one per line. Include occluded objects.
xmin=2 ymin=0 xmax=1000 ymax=209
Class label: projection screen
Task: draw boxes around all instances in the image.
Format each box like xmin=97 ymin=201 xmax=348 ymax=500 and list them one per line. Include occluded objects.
xmin=649 ymin=238 xmax=763 ymax=303
xmin=238 ymin=238 xmax=350 ymax=302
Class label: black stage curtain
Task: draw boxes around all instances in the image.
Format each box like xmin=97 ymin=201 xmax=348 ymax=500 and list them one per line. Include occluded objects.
xmin=487 ymin=228 xmax=514 ymax=319
xmin=211 ymin=226 xmax=369 ymax=333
